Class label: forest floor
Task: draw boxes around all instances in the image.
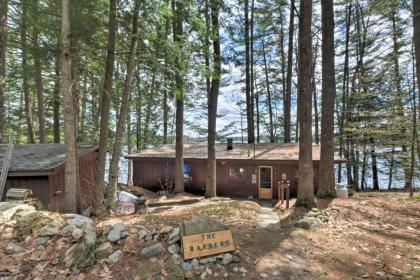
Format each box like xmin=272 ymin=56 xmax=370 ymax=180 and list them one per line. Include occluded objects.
xmin=0 ymin=191 xmax=419 ymax=280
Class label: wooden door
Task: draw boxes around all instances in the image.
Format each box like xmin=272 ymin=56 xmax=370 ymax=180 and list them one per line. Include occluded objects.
xmin=258 ymin=166 xmax=273 ymax=199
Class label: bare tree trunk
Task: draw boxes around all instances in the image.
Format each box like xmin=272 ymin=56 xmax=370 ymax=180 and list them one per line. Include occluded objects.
xmin=172 ymin=0 xmax=185 ymax=193
xmin=414 ymin=0 xmax=420 ymax=164
xmin=94 ymin=0 xmax=117 ymax=215
xmin=318 ymin=0 xmax=337 ymax=198
xmin=245 ymin=0 xmax=254 ymax=144
xmin=284 ymin=0 xmax=294 ymax=143
xmin=370 ymin=137 xmax=379 ymax=190
xmin=338 ymin=2 xmax=352 ymax=183
xmin=205 ymin=0 xmax=220 ymax=198
xmin=388 ymin=146 xmax=395 ymax=190
xmin=21 ymin=2 xmax=35 ymax=144
xmin=296 ymin=0 xmax=315 ymax=209
xmin=53 ymin=48 xmax=61 ymax=143
xmin=312 ymin=39 xmax=319 ymax=144
xmin=361 ymin=145 xmax=367 ymax=190
xmin=135 ymin=74 xmax=142 ymax=150
xmin=61 ymin=0 xmax=77 ymax=213
xmin=32 ymin=0 xmax=46 ymax=143
xmin=262 ymin=40 xmax=274 ymax=143
xmin=0 ymin=0 xmax=8 ymax=143
xmin=107 ymin=0 xmax=140 ymax=211
xmin=255 ymin=78 xmax=260 ymax=143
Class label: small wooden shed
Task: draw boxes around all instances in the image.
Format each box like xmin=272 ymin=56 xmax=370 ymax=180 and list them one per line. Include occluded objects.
xmin=126 ymin=142 xmax=344 ymax=199
xmin=0 ymin=144 xmax=98 ymax=211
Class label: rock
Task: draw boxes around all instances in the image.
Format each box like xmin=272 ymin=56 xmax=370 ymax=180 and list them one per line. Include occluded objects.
xmin=128 ymin=226 xmax=138 ymax=234
xmin=191 ymin=258 xmax=199 ymax=269
xmin=295 ymin=217 xmax=322 ymax=230
xmin=139 ymin=243 xmax=165 ymax=258
xmin=238 ymin=267 xmax=247 ymax=273
xmin=172 ymin=253 xmax=180 ymax=260
xmin=64 ymin=244 xmax=78 ymax=268
xmin=61 ymin=224 xmax=78 ymax=237
xmin=83 ymin=224 xmax=97 ymax=247
xmin=102 ymin=224 xmax=112 ymax=236
xmin=199 ymin=257 xmax=216 ymax=264
xmin=200 ymin=271 xmax=207 ymax=279
xmin=36 ymin=236 xmax=50 ymax=246
xmin=360 ymin=201 xmax=369 ymax=206
xmin=307 ymin=211 xmax=321 ymax=217
xmin=13 ymin=211 xmax=53 ymax=240
xmin=375 ymin=271 xmax=386 ymax=279
xmin=120 ymin=231 xmax=129 ymax=239
xmin=180 ymin=216 xmax=227 ymax=237
xmin=168 ymin=227 xmax=180 ymax=244
xmin=64 ymin=214 xmax=92 ymax=229
xmin=5 ymin=241 xmax=24 ymax=254
xmin=39 ymin=224 xmax=60 ymax=237
xmin=159 ymin=226 xmax=173 ymax=235
xmin=232 ymin=254 xmax=241 ymax=263
xmin=138 ymin=230 xmax=148 ymax=240
xmin=182 ymin=261 xmax=193 ymax=271
xmin=168 ymin=244 xmax=181 ymax=254
xmin=0 ymin=203 xmax=36 ymax=225
xmin=107 ymin=222 xmax=127 ymax=242
xmin=222 ymin=253 xmax=233 ymax=265
xmin=260 ymin=272 xmax=268 ymax=278
xmin=71 ymin=228 xmax=83 ymax=241
xmin=95 ymin=242 xmax=113 ymax=259
xmin=108 ymin=250 xmax=123 ymax=263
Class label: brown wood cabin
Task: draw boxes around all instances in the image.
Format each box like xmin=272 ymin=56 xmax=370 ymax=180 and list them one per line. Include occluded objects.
xmin=126 ymin=142 xmax=344 ymax=200
xmin=0 ymin=144 xmax=98 ymax=211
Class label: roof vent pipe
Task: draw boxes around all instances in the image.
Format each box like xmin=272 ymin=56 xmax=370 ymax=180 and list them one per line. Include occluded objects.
xmin=227 ymin=138 xmax=233 ymax=150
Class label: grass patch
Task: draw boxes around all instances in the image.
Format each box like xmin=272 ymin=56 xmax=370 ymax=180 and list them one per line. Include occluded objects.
xmin=198 ymin=200 xmax=259 ymax=226
xmin=73 ymin=240 xmax=102 ymax=269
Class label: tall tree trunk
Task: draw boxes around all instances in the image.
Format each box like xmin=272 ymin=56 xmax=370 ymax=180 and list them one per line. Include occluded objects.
xmin=284 ymin=0 xmax=295 ymax=143
xmin=205 ymin=0 xmax=220 ymax=198
xmin=107 ymin=0 xmax=140 ymax=211
xmin=32 ymin=0 xmax=46 ymax=143
xmin=172 ymin=0 xmax=185 ymax=193
xmin=245 ymin=0 xmax=254 ymax=143
xmin=135 ymin=74 xmax=142 ymax=150
xmin=338 ymin=2 xmax=352 ymax=183
xmin=360 ymin=145 xmax=367 ymax=190
xmin=53 ymin=48 xmax=61 ymax=143
xmin=370 ymin=137 xmax=379 ymax=190
xmin=62 ymin=0 xmax=77 ymax=213
xmin=296 ymin=0 xmax=315 ymax=209
xmin=94 ymin=0 xmax=117 ymax=214
xmin=414 ymin=0 xmax=420 ymax=163
xmin=0 ymin=0 xmax=8 ymax=143
xmin=21 ymin=2 xmax=35 ymax=144
xmin=388 ymin=146 xmax=395 ymax=190
xmin=262 ymin=40 xmax=274 ymax=143
xmin=312 ymin=39 xmax=319 ymax=144
xmin=255 ymin=78 xmax=260 ymax=143
xmin=318 ymin=0 xmax=337 ymax=198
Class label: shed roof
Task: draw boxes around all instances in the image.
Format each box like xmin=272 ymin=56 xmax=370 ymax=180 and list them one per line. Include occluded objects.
xmin=126 ymin=143 xmax=344 ymax=162
xmin=0 ymin=143 xmax=97 ymax=173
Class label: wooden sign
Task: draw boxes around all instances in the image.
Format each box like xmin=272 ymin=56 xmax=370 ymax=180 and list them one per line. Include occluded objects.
xmin=182 ymin=230 xmax=235 ymax=260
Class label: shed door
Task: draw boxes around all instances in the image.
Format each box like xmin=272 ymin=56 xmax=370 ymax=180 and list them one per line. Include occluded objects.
xmin=258 ymin=166 xmax=273 ymax=199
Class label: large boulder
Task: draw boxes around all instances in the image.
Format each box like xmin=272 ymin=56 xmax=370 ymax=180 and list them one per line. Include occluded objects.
xmin=107 ymin=222 xmax=127 ymax=242
xmin=180 ymin=216 xmax=227 ymax=238
xmin=0 ymin=202 xmax=36 ymax=225
xmin=139 ymin=243 xmax=165 ymax=259
xmin=63 ymin=214 xmax=92 ymax=229
xmin=83 ymin=224 xmax=97 ymax=247
xmin=13 ymin=211 xmax=53 ymax=241
xmin=95 ymin=242 xmax=113 ymax=259
xmin=295 ymin=217 xmax=322 ymax=230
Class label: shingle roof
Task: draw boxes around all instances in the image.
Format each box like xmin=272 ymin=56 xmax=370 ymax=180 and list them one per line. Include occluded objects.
xmin=0 ymin=144 xmax=97 ymax=172
xmin=126 ymin=143 xmax=344 ymax=162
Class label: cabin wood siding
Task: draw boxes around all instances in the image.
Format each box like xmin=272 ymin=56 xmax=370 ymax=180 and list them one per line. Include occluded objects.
xmin=1 ymin=146 xmax=98 ymax=211
xmin=131 ymin=157 xmax=321 ymax=199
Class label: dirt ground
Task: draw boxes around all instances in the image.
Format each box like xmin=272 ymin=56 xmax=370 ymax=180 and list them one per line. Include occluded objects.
xmin=0 ymin=192 xmax=419 ymax=280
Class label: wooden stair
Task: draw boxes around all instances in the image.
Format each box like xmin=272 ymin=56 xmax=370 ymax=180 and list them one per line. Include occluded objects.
xmin=0 ymin=138 xmax=14 ymax=200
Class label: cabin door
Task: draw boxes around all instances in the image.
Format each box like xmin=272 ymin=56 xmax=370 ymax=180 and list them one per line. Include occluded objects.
xmin=258 ymin=166 xmax=273 ymax=199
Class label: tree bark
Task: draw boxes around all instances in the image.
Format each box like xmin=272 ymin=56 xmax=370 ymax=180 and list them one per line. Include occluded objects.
xmin=61 ymin=0 xmax=77 ymax=213
xmin=370 ymin=137 xmax=379 ymax=190
xmin=21 ymin=2 xmax=36 ymax=144
xmin=32 ymin=0 xmax=46 ymax=143
xmin=107 ymin=0 xmax=140 ymax=211
xmin=245 ymin=0 xmax=254 ymax=144
xmin=172 ymin=0 xmax=185 ymax=193
xmin=284 ymin=0 xmax=295 ymax=143
xmin=296 ymin=0 xmax=315 ymax=209
xmin=205 ymin=0 xmax=220 ymax=198
xmin=414 ymin=0 xmax=420 ymax=164
xmin=262 ymin=40 xmax=274 ymax=143
xmin=53 ymin=47 xmax=61 ymax=143
xmin=0 ymin=0 xmax=8 ymax=143
xmin=312 ymin=39 xmax=319 ymax=144
xmin=318 ymin=0 xmax=337 ymax=198
xmin=94 ymin=0 xmax=117 ymax=215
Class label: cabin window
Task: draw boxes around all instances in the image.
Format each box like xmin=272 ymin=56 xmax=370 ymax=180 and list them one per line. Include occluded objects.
xmin=228 ymin=168 xmax=245 ymax=177
xmin=183 ymin=163 xmax=192 ymax=182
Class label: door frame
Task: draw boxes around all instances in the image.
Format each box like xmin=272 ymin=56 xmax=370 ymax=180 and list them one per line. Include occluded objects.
xmin=258 ymin=166 xmax=273 ymax=199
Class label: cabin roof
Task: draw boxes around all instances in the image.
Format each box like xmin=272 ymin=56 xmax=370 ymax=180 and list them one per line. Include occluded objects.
xmin=126 ymin=143 xmax=344 ymax=162
xmin=0 ymin=143 xmax=98 ymax=173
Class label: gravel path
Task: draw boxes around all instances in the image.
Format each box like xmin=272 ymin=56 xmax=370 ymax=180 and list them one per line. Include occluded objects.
xmin=258 ymin=202 xmax=280 ymax=228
